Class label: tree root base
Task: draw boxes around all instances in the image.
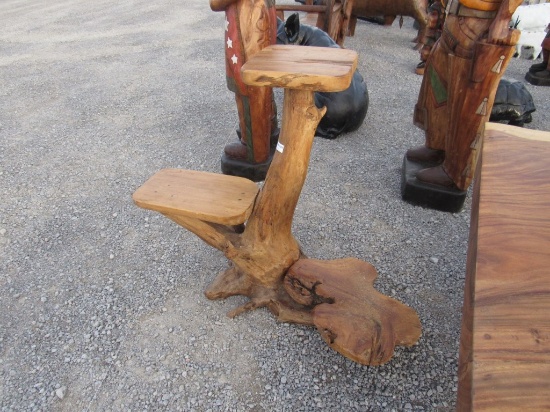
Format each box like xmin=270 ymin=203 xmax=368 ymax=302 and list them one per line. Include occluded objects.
xmin=286 ymin=257 xmax=422 ymax=366
xmin=205 ymin=265 xmax=314 ymax=325
xmin=204 ymin=258 xmax=422 ymax=366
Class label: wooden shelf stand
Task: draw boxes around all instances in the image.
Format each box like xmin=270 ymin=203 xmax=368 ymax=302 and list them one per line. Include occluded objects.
xmin=133 ymin=45 xmax=421 ymax=365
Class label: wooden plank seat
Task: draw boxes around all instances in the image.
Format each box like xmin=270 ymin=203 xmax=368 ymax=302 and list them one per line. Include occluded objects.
xmin=133 ymin=46 xmax=357 ymax=226
xmin=132 ymin=169 xmax=259 ymax=225
xmin=457 ymin=123 xmax=550 ymax=410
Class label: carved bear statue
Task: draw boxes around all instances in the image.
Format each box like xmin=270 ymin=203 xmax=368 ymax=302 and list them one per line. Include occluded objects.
xmin=277 ymin=14 xmax=369 ymax=139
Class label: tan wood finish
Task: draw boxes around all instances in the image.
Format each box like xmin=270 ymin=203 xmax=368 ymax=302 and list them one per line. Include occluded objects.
xmin=457 ymin=123 xmax=550 ymax=411
xmin=285 ymin=258 xmax=421 ymax=365
xmin=241 ymin=45 xmax=357 ymax=92
xmin=203 ymin=46 xmax=357 ymax=316
xmin=132 ymin=169 xmax=259 ymax=225
xmin=133 ymin=45 xmax=421 ymax=365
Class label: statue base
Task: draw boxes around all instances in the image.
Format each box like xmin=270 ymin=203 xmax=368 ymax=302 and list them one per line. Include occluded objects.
xmin=401 ymin=156 xmax=467 ymax=213
xmin=221 ymin=154 xmax=272 ymax=182
xmin=525 ymin=71 xmax=550 ymax=87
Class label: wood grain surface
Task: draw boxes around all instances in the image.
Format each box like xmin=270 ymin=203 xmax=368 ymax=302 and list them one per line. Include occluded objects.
xmin=241 ymin=45 xmax=357 ymax=92
xmin=457 ymin=123 xmax=550 ymax=411
xmin=132 ymin=169 xmax=259 ymax=225
xmin=285 ymin=257 xmax=421 ymax=365
xmin=133 ymin=45 xmax=418 ymax=366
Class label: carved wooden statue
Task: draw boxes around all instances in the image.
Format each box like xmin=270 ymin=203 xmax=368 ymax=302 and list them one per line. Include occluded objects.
xmin=415 ymin=0 xmax=446 ymax=75
xmin=352 ymin=0 xmax=428 ymax=30
xmin=278 ymin=0 xmax=429 ymax=46
xmin=134 ymin=45 xmax=421 ymax=365
xmin=210 ymin=0 xmax=278 ymax=181
xmin=402 ymin=0 xmax=523 ymax=212
xmin=526 ymin=29 xmax=550 ymax=86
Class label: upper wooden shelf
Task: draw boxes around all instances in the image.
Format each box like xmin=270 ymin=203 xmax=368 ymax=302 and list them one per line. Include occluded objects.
xmin=133 ymin=169 xmax=259 ymax=225
xmin=241 ymin=45 xmax=357 ymax=92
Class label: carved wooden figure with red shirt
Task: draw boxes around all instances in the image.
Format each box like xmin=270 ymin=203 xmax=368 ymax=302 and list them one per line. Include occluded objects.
xmin=210 ymin=0 xmax=278 ymax=181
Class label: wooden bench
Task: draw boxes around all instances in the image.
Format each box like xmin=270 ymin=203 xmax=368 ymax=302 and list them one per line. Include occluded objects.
xmin=456 ymin=123 xmax=550 ymax=410
xmin=133 ymin=45 xmax=421 ymax=366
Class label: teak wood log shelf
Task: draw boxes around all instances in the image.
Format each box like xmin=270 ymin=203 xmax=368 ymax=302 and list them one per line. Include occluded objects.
xmin=456 ymin=123 xmax=550 ymax=410
xmin=133 ymin=45 xmax=421 ymax=365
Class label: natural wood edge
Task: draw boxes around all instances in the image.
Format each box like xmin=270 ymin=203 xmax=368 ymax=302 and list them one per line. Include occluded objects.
xmin=204 ymin=266 xmax=252 ymax=301
xmin=457 ymin=124 xmax=550 ymax=409
xmin=285 ymin=257 xmax=422 ymax=366
xmin=204 ymin=266 xmax=314 ymax=324
xmin=486 ymin=123 xmax=550 ymax=143
xmin=132 ymin=169 xmax=259 ymax=226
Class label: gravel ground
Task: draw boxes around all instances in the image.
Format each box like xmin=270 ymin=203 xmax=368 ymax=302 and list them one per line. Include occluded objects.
xmin=1 ymin=1 xmax=549 ymax=411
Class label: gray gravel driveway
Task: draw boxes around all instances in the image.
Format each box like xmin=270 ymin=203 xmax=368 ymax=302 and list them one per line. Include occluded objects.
xmin=1 ymin=1 xmax=548 ymax=410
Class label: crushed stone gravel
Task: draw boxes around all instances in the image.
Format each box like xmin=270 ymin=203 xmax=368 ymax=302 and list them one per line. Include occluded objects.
xmin=1 ymin=1 xmax=549 ymax=410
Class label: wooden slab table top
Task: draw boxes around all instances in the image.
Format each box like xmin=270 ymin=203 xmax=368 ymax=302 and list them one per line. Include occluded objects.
xmin=457 ymin=123 xmax=550 ymax=411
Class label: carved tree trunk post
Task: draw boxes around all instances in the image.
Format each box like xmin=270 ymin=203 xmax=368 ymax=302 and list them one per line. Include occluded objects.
xmin=238 ymin=89 xmax=325 ymax=282
xmin=203 ymin=46 xmax=358 ymax=318
xmin=205 ymin=85 xmax=328 ymax=318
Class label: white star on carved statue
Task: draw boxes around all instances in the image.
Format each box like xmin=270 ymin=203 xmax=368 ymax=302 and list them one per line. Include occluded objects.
xmin=225 ymin=18 xmax=229 ymax=31
xmin=226 ymin=37 xmax=233 ymax=49
xmin=231 ymin=54 xmax=238 ymax=65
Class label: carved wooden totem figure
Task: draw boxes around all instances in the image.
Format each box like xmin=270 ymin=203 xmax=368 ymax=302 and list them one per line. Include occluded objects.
xmin=352 ymin=0 xmax=428 ymax=30
xmin=210 ymin=0 xmax=278 ymax=181
xmin=402 ymin=0 xmax=523 ymax=212
xmin=415 ymin=0 xmax=446 ymax=75
xmin=526 ymin=30 xmax=550 ymax=86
